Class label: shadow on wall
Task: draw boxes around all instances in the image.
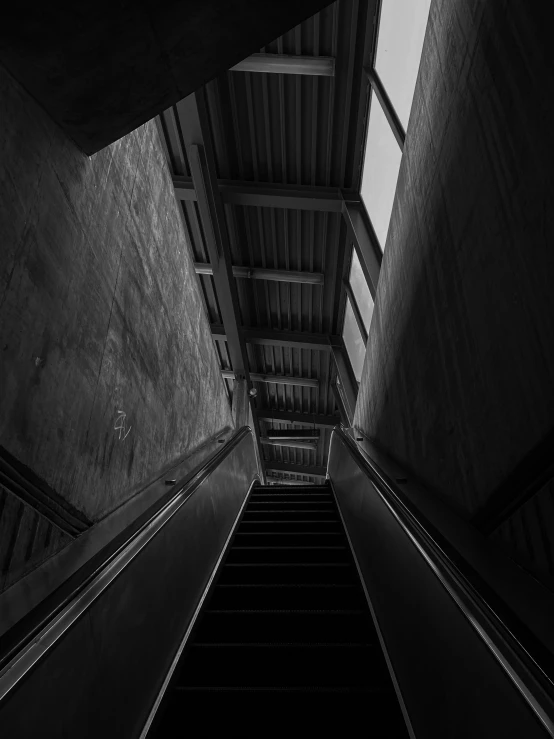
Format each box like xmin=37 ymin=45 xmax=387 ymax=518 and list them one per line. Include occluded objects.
xmin=0 ymin=64 xmax=233 ymax=526
xmin=354 ymin=0 xmax=554 ymax=520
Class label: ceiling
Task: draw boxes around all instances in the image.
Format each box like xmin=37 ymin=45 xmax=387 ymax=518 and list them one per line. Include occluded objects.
xmin=157 ymin=0 xmax=380 ymax=483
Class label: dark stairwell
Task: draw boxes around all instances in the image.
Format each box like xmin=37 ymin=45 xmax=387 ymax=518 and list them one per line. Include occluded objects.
xmin=150 ymin=483 xmax=408 ymax=737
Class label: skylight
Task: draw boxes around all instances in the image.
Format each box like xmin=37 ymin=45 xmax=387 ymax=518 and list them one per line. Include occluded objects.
xmin=349 ymin=249 xmax=374 ymax=333
xmin=375 ymin=0 xmax=432 ymax=129
xmin=341 ymin=0 xmax=432 ymax=385
xmin=342 ymin=297 xmax=366 ymax=382
xmin=359 ymin=0 xmax=432 ymax=251
xmin=360 ymin=93 xmax=402 ymax=248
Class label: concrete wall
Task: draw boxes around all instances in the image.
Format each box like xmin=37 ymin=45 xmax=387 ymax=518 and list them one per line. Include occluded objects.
xmin=354 ymin=0 xmax=554 ymax=518
xmin=0 ymin=64 xmax=233 ymax=523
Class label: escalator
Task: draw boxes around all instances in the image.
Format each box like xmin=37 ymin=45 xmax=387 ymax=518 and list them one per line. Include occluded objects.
xmin=2 ymin=426 xmax=554 ymax=738
xmin=150 ymin=483 xmax=408 ymax=737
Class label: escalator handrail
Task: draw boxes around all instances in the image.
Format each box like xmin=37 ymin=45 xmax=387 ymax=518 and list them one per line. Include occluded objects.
xmin=331 ymin=426 xmax=554 ymax=736
xmin=0 ymin=425 xmax=256 ymax=704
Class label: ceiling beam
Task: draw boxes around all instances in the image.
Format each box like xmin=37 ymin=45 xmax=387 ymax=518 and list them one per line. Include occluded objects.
xmin=256 ymin=409 xmax=341 ymax=428
xmin=365 ymin=67 xmax=406 ymax=149
xmin=266 ymin=430 xmax=320 ymax=440
xmin=230 ymin=53 xmax=335 ymax=77
xmin=265 ymin=462 xmax=327 ymax=477
xmin=261 ymin=438 xmax=318 ymax=451
xmin=342 ymin=199 xmax=382 ymax=298
xmin=331 ymin=345 xmax=358 ymax=426
xmin=173 ymin=176 xmax=344 ymax=212
xmin=222 ymin=370 xmax=318 ymax=388
xmin=266 ymin=477 xmax=315 ymax=486
xmin=196 ymin=263 xmax=324 ymax=285
xmin=343 ymin=279 xmax=368 ymax=345
xmin=213 ymin=326 xmax=342 ymax=352
xmin=332 ymin=383 xmax=350 ymax=428
xmin=176 ymin=90 xmax=265 ymax=480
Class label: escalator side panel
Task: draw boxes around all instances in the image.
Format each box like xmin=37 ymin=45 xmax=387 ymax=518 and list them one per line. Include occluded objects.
xmin=0 ymin=434 xmax=259 ymax=739
xmin=328 ymin=432 xmax=549 ymax=739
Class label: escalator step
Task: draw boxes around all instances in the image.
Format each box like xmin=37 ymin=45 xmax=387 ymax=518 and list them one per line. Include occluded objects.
xmin=226 ymin=546 xmax=349 ymax=564
xmin=194 ymin=609 xmax=368 ymax=643
xmin=209 ymin=583 xmax=365 ymax=609
xmin=160 ymin=687 xmax=408 ymax=738
xmin=247 ymin=501 xmax=334 ymax=506
xmin=249 ymin=494 xmax=332 ymax=498
xmin=238 ymin=520 xmax=340 ymax=532
xmin=233 ymin=532 xmax=344 ymax=546
xmin=218 ymin=562 xmax=355 ymax=585
xmin=177 ymin=643 xmax=384 ymax=688
xmin=242 ymin=511 xmax=338 ymax=521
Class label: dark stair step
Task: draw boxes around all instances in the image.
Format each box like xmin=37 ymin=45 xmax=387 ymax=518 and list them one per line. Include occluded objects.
xmin=218 ymin=562 xmax=356 ymax=585
xmin=237 ymin=519 xmax=340 ymax=532
xmin=193 ymin=609 xmax=369 ymax=643
xmin=178 ymin=643 xmax=384 ymax=688
xmin=159 ymin=687 xmax=408 ymax=738
xmin=247 ymin=500 xmax=334 ymax=507
xmin=209 ymin=583 xmax=366 ymax=610
xmin=249 ymin=493 xmax=332 ymax=502
xmin=226 ymin=546 xmax=349 ymax=564
xmin=242 ymin=509 xmax=336 ymax=520
xmin=233 ymin=531 xmax=344 ymax=546
xmin=255 ymin=486 xmax=330 ymax=493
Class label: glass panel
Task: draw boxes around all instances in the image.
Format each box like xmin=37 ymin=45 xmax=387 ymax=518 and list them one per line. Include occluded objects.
xmin=342 ymin=297 xmax=366 ymax=383
xmin=360 ymin=94 xmax=402 ymax=249
xmin=375 ymin=0 xmax=432 ymax=129
xmin=349 ymin=249 xmax=374 ymax=333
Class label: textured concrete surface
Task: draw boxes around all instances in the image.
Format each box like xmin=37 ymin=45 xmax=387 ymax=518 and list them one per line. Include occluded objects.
xmin=0 ymin=64 xmax=233 ymax=522
xmin=354 ymin=0 xmax=554 ymax=517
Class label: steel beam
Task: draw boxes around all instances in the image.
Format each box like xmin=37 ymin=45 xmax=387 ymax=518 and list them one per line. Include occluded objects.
xmin=265 ymin=462 xmax=327 ymax=477
xmin=173 ymin=176 xmax=343 ymax=212
xmin=343 ymin=279 xmax=368 ymax=345
xmin=256 ymin=409 xmax=341 ymax=428
xmin=267 ymin=430 xmax=320 ymax=440
xmin=261 ymin=438 xmax=318 ymax=451
xmin=342 ymin=200 xmax=382 ymax=298
xmin=196 ymin=263 xmax=324 ymax=285
xmin=331 ymin=345 xmax=358 ymax=426
xmin=231 ymin=53 xmax=335 ymax=77
xmin=266 ymin=477 xmax=315 ymax=486
xmin=365 ymin=67 xmax=406 ymax=150
xmin=332 ymin=382 xmax=350 ymax=428
xmin=222 ymin=370 xmax=318 ymax=388
xmin=213 ymin=326 xmax=342 ymax=352
xmin=177 ymin=90 xmax=265 ymax=480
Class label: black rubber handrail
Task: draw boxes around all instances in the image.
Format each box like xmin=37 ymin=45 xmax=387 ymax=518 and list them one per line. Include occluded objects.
xmin=332 ymin=426 xmax=554 ymax=736
xmin=0 ymin=426 xmax=255 ymax=702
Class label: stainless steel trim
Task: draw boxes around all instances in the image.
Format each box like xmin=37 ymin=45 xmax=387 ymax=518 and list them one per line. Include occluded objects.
xmin=331 ymin=428 xmax=554 ymax=736
xmin=139 ymin=476 xmax=258 ymax=738
xmin=0 ymin=427 xmax=254 ymax=703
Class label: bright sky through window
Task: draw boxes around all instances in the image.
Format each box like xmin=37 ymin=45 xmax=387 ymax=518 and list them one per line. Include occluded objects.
xmin=360 ymin=94 xmax=402 ymax=248
xmin=375 ymin=0 xmax=432 ymax=129
xmin=342 ymin=297 xmax=366 ymax=382
xmin=343 ymin=0 xmax=432 ymax=382
xmin=349 ymin=249 xmax=374 ymax=332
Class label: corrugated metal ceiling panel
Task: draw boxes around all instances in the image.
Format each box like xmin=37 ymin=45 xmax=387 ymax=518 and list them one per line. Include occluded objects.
xmin=158 ymin=0 xmax=374 ymax=482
